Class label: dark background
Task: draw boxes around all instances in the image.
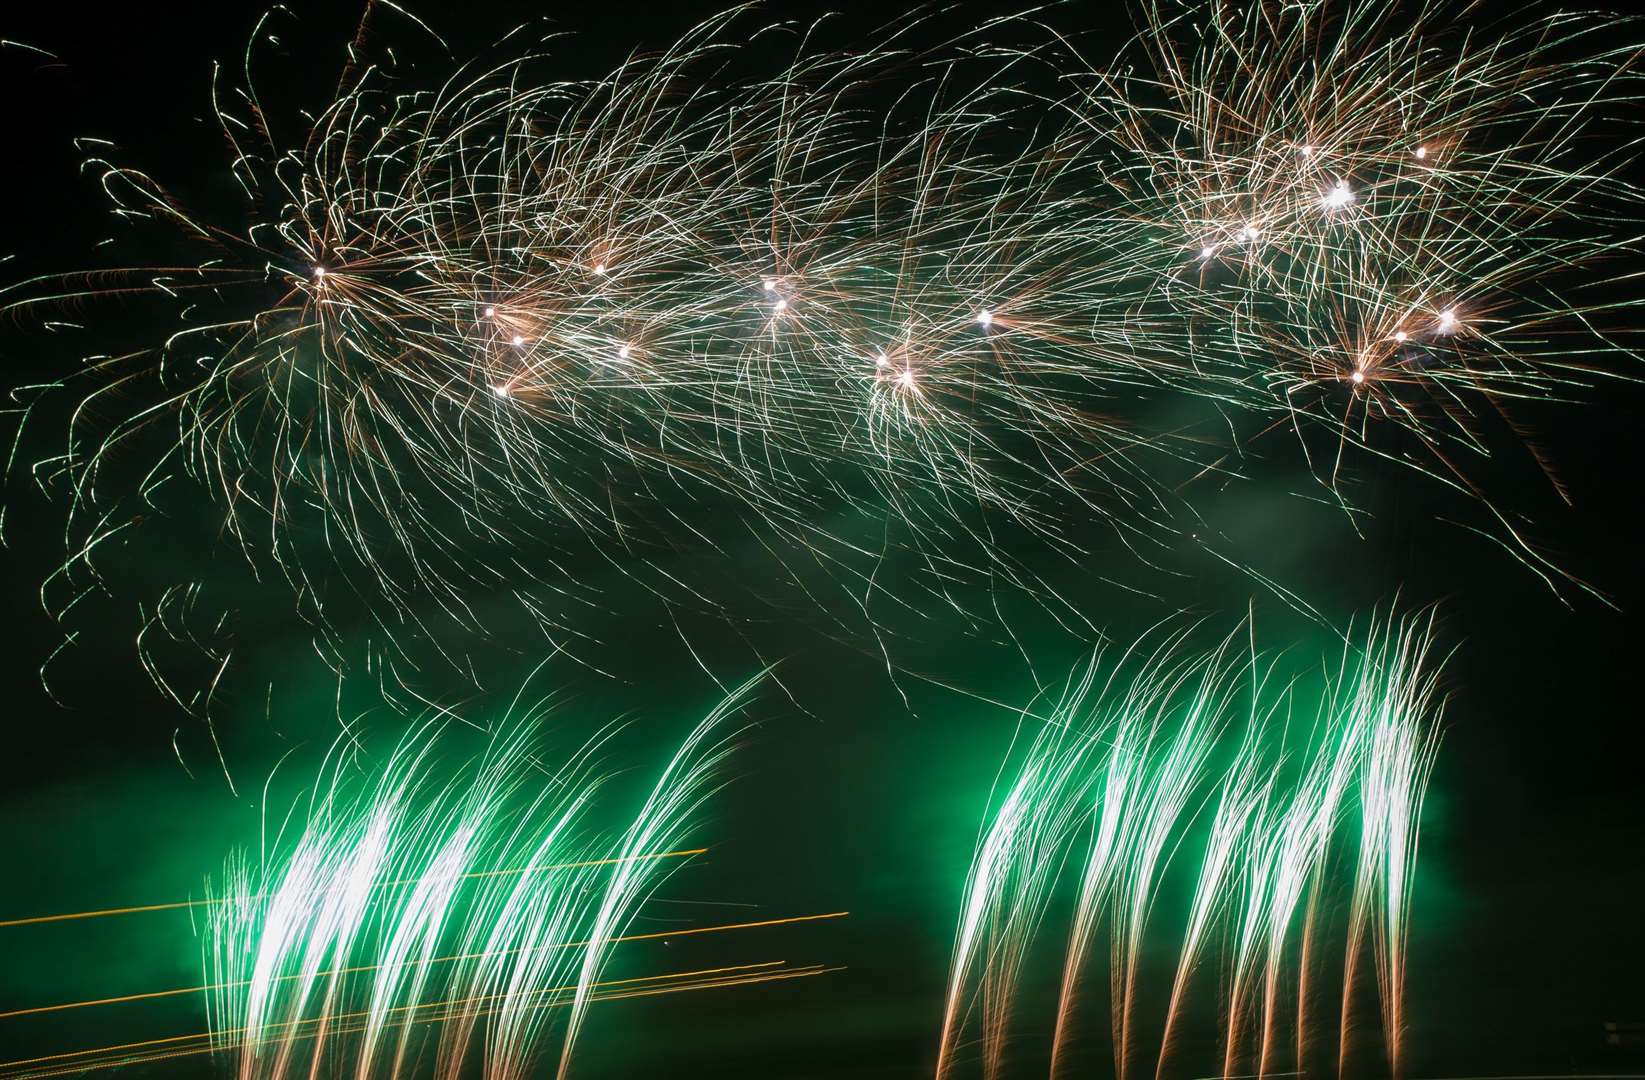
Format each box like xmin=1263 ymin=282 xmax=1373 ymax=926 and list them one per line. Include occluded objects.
xmin=1 ymin=3 xmax=1642 ymax=1078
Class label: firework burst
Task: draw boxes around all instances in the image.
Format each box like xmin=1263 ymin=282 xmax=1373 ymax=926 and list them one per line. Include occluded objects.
xmin=935 ymin=612 xmax=1445 ymax=1080
xmin=1061 ymin=0 xmax=1645 ymax=595
xmin=9 ymin=1 xmax=1637 ymax=721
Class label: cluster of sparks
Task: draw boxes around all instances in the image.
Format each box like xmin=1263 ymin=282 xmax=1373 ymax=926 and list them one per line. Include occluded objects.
xmin=0 ymin=0 xmax=1633 ymax=1072
xmin=201 ymin=679 xmax=762 ymax=1080
xmin=5 ymin=0 xmax=1641 ymax=699
xmin=935 ymin=613 xmax=1444 ymax=1080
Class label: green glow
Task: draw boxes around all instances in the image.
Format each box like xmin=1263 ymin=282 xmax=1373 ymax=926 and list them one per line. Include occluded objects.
xmin=939 ymin=614 xmax=1444 ymax=1080
xmin=203 ymin=679 xmax=755 ymax=1080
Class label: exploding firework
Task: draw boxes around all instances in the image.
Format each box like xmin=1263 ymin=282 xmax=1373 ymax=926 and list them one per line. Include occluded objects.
xmin=6 ymin=1 xmax=1637 ymax=722
xmin=935 ymin=612 xmax=1445 ymax=1080
xmin=1060 ymin=0 xmax=1645 ymax=597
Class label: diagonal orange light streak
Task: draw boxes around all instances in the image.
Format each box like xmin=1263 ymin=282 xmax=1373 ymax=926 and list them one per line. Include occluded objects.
xmin=0 ymin=848 xmax=708 ymax=930
xmin=0 ymin=909 xmax=849 ymax=1021
xmin=0 ymin=960 xmax=845 ymax=1079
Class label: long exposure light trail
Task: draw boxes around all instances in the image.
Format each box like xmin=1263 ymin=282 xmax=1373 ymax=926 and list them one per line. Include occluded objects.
xmin=0 ymin=910 xmax=849 ymax=1021
xmin=0 ymin=849 xmax=709 ymax=930
xmin=0 ymin=960 xmax=844 ymax=1080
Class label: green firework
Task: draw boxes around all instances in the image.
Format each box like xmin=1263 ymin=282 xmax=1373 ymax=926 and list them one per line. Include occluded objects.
xmin=203 ymin=677 xmax=755 ymax=1080
xmin=938 ymin=613 xmax=1445 ymax=1080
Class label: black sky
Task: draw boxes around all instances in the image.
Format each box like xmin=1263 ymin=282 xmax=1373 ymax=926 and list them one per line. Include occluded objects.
xmin=1 ymin=3 xmax=1643 ymax=1078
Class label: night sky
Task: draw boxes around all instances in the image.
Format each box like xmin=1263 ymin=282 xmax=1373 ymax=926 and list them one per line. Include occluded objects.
xmin=1 ymin=3 xmax=1642 ymax=1078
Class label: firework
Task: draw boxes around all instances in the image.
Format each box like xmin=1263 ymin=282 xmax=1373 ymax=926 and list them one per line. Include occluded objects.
xmin=1060 ymin=0 xmax=1645 ymax=597
xmin=935 ymin=613 xmax=1445 ymax=1080
xmin=935 ymin=664 xmax=1100 ymax=1080
xmin=7 ymin=1 xmax=1636 ymax=720
xmin=202 ymin=674 xmax=755 ymax=1080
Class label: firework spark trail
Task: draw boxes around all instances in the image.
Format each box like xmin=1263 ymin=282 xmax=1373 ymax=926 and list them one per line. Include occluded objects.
xmin=15 ymin=5 xmax=1175 ymax=713
xmin=1340 ymin=614 xmax=1447 ymax=1079
xmin=1155 ymin=720 xmax=1272 ymax=1080
xmin=202 ymin=678 xmax=756 ymax=1080
xmin=936 ymin=614 xmax=1446 ymax=1080
xmin=1106 ymin=637 xmax=1247 ymax=1080
xmin=935 ymin=664 xmax=1103 ymax=1080
xmin=551 ymin=674 xmax=750 ymax=1080
xmin=7 ymin=1 xmax=1637 ymax=724
xmin=1047 ymin=630 xmax=1244 ymax=1080
xmin=1061 ymin=0 xmax=1645 ymax=596
xmin=1239 ymin=693 xmax=1362 ymax=1080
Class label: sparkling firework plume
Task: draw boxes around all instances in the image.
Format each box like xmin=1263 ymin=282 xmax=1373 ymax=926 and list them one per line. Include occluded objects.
xmin=935 ymin=612 xmax=1445 ymax=1080
xmin=5 ymin=0 xmax=1641 ymax=716
xmin=203 ymin=675 xmax=754 ymax=1080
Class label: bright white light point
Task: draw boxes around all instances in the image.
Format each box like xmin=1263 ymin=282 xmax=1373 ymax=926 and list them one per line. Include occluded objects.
xmin=1241 ymin=225 xmax=1259 ymax=241
xmin=618 ymin=345 xmax=631 ymax=360
xmin=512 ymin=334 xmax=526 ymax=346
xmin=874 ymin=352 xmax=889 ymax=367
xmin=312 ymin=266 xmax=326 ymax=279
xmin=762 ymin=278 xmax=777 ymax=293
xmin=1351 ymin=370 xmax=1365 ymax=384
xmin=1322 ymin=181 xmax=1354 ymax=209
xmin=773 ymin=298 xmax=788 ymax=312
xmin=594 ymin=263 xmax=606 ymax=275
xmin=976 ymin=309 xmax=993 ymax=327
xmin=484 ymin=306 xmax=495 ymax=317
xmin=897 ymin=370 xmax=915 ymax=388
xmin=1200 ymin=245 xmax=1216 ymax=259
xmin=1415 ymin=145 xmax=1428 ymax=159
xmin=1438 ymin=308 xmax=1458 ymax=331
xmin=492 ymin=385 xmax=510 ymax=398
xmin=1300 ymin=145 xmax=1314 ymax=157
xmin=1394 ymin=330 xmax=1408 ymax=342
